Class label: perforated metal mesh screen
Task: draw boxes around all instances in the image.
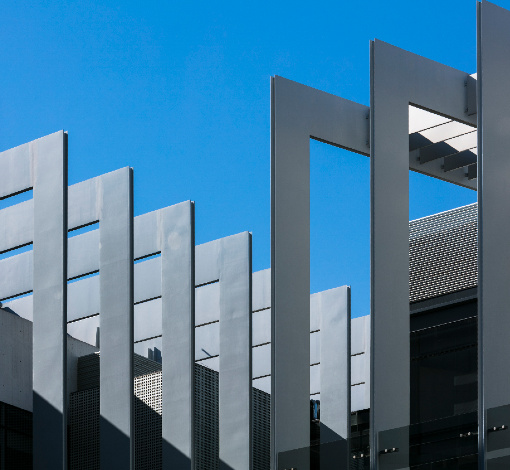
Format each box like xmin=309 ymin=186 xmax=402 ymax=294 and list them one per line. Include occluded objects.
xmin=134 ymin=373 xmax=162 ymax=470
xmin=409 ymin=203 xmax=477 ymax=302
xmin=69 ymin=357 xmax=270 ymax=470
xmin=194 ymin=363 xmax=218 ymax=470
xmin=69 ymin=388 xmax=99 ymax=470
xmin=253 ymin=388 xmax=270 ymax=470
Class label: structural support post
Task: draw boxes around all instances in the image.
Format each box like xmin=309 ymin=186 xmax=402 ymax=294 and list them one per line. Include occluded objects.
xmin=370 ymin=41 xmax=411 ymax=470
xmin=219 ymin=232 xmax=252 ymax=470
xmin=369 ymin=40 xmax=476 ymax=470
xmin=319 ymin=286 xmax=351 ymax=470
xmin=32 ymin=131 xmax=68 ymax=470
xmin=271 ymin=75 xmax=369 ymax=470
xmin=161 ymin=201 xmax=195 ymax=469
xmin=195 ymin=232 xmax=253 ymax=470
xmin=478 ymin=2 xmax=510 ymax=468
xmin=99 ymin=168 xmax=134 ymax=469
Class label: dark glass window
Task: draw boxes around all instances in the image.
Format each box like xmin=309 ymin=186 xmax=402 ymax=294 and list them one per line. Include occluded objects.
xmin=410 ymin=298 xmax=478 ymax=468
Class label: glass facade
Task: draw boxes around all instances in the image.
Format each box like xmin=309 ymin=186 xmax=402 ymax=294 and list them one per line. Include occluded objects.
xmin=0 ymin=401 xmax=33 ymax=470
xmin=410 ymin=298 xmax=477 ymax=469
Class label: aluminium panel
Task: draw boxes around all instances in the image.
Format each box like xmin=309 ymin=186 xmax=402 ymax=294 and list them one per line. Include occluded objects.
xmin=195 ymin=281 xmax=220 ymax=326
xmin=370 ymin=40 xmax=476 ymax=470
xmin=66 ymin=168 xmax=136 ymax=469
xmin=31 ymin=132 xmax=68 ymax=470
xmin=99 ymin=168 xmax=134 ymax=470
xmin=0 ymin=250 xmax=32 ymax=300
xmin=318 ymin=286 xmax=350 ymax=470
xmin=195 ymin=322 xmax=220 ymax=361
xmin=477 ymin=2 xmax=510 ymax=466
xmin=161 ymin=202 xmax=195 ymax=470
xmin=0 ymin=132 xmax=69 ymax=470
xmin=0 ymin=140 xmax=32 ymax=199
xmin=271 ymin=74 xmax=368 ymax=470
xmin=67 ymin=315 xmax=100 ymax=346
xmin=196 ymin=233 xmax=253 ymax=470
xmin=252 ymin=308 xmax=270 ymax=347
xmin=318 ymin=286 xmax=350 ymax=444
xmin=0 ymin=199 xmax=33 ymax=253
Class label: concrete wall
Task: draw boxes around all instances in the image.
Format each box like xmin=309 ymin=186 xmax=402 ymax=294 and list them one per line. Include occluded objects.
xmin=0 ymin=308 xmax=97 ymax=412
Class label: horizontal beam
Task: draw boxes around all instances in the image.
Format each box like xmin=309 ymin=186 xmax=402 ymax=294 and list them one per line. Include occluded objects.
xmin=444 ymin=149 xmax=477 ymax=172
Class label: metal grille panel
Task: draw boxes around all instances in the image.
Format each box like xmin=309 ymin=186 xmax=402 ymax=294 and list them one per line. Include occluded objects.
xmin=409 ymin=203 xmax=478 ymax=302
xmin=69 ymin=356 xmax=271 ymax=470
xmin=69 ymin=388 xmax=100 ymax=470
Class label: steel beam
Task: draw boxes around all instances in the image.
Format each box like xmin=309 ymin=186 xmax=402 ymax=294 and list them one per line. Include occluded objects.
xmin=271 ymin=75 xmax=368 ymax=470
xmin=99 ymin=168 xmax=134 ymax=470
xmin=443 ymin=149 xmax=477 ymax=172
xmin=370 ymin=40 xmax=476 ymax=470
xmin=477 ymin=2 xmax=510 ymax=468
xmin=161 ymin=202 xmax=195 ymax=470
xmin=65 ymin=169 xmax=136 ymax=469
xmin=319 ymin=286 xmax=351 ymax=470
xmin=196 ymin=233 xmax=252 ymax=470
xmin=0 ymin=132 xmax=70 ymax=469
xmin=32 ymin=131 xmax=68 ymax=470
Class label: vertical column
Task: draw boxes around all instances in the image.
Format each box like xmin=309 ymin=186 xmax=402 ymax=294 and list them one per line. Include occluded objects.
xmin=370 ymin=41 xmax=410 ymax=470
xmin=99 ymin=168 xmax=134 ymax=469
xmin=319 ymin=286 xmax=351 ymax=470
xmin=478 ymin=2 xmax=510 ymax=467
xmin=219 ymin=232 xmax=252 ymax=470
xmin=33 ymin=131 xmax=68 ymax=470
xmin=271 ymin=76 xmax=311 ymax=470
xmin=161 ymin=201 xmax=195 ymax=469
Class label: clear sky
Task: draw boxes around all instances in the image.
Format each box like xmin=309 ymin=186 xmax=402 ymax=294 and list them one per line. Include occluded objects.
xmin=2 ymin=0 xmax=502 ymax=317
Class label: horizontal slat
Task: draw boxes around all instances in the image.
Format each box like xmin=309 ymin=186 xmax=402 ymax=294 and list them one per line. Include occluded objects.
xmin=252 ymin=308 xmax=270 ymax=346
xmin=67 ymin=315 xmax=99 ymax=346
xmin=409 ymin=133 xmax=433 ymax=151
xmin=0 ymin=200 xmax=33 ymax=253
xmin=468 ymin=164 xmax=477 ymax=180
xmin=443 ymin=149 xmax=477 ymax=172
xmin=195 ymin=240 xmax=221 ymax=285
xmin=195 ymin=322 xmax=219 ymax=361
xmin=0 ymin=251 xmax=32 ymax=300
xmin=418 ymin=120 xmax=474 ymax=144
xmin=1 ymin=295 xmax=33 ymax=321
xmin=134 ymin=337 xmax=162 ymax=358
xmin=418 ymin=131 xmax=477 ymax=164
xmin=408 ymin=106 xmax=450 ymax=134
xmin=310 ymin=331 xmax=320 ymax=364
xmin=352 ymin=353 xmax=369 ymax=386
xmin=443 ymin=130 xmax=477 ymax=151
xmin=68 ymin=276 xmax=100 ymax=322
xmin=310 ymin=292 xmax=321 ymax=332
xmin=134 ymin=298 xmax=162 ymax=342
xmin=252 ymin=269 xmax=270 ymax=311
xmin=195 ymin=282 xmax=220 ymax=325
xmin=419 ymin=141 xmax=464 ymax=164
xmin=0 ymin=142 xmax=32 ymax=199
xmin=410 ymin=150 xmax=476 ymax=189
xmin=134 ymin=257 xmax=162 ymax=303
xmin=351 ymin=383 xmax=369 ymax=412
xmin=68 ymin=231 xmax=99 ymax=279
xmin=134 ymin=211 xmax=158 ymax=259
xmin=68 ymin=178 xmax=99 ymax=230
xmin=351 ymin=316 xmax=370 ymax=356
xmin=310 ymin=364 xmax=320 ymax=395
xmin=253 ymin=376 xmax=271 ymax=394
xmin=253 ymin=343 xmax=271 ymax=379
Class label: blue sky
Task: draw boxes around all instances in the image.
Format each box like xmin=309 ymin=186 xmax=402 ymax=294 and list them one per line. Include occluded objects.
xmin=2 ymin=0 xmax=502 ymax=317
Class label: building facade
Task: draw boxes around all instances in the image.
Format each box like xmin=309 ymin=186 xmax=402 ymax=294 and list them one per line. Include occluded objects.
xmin=1 ymin=2 xmax=510 ymax=469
